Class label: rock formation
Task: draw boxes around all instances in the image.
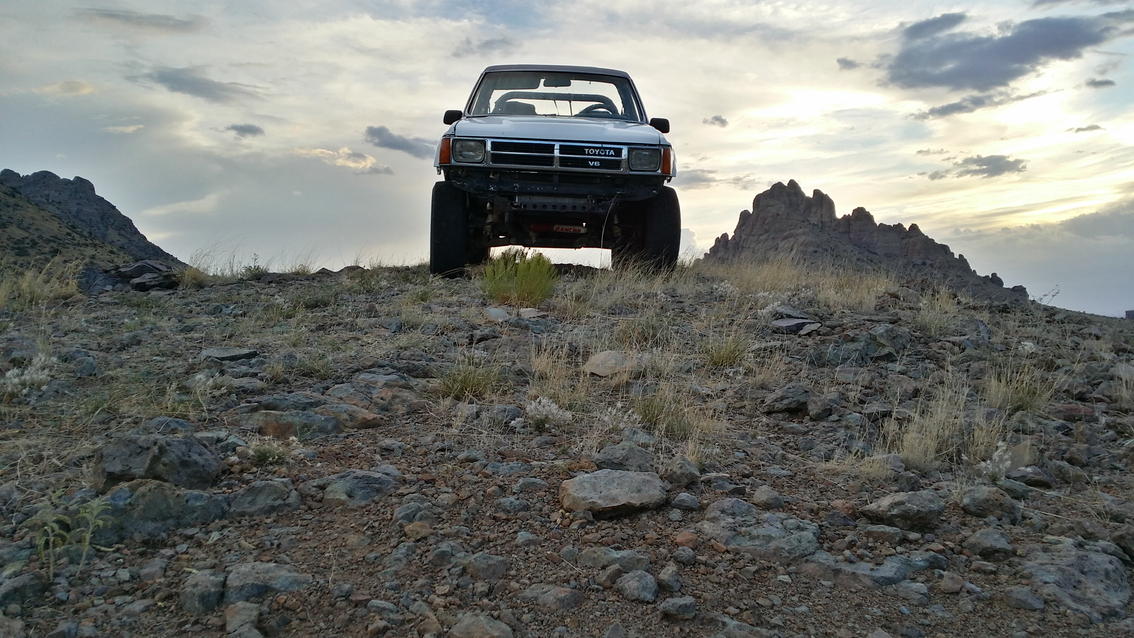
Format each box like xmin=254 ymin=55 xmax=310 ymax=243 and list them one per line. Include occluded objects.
xmin=0 ymin=169 xmax=182 ymax=266
xmin=707 ymin=180 xmax=1027 ymax=302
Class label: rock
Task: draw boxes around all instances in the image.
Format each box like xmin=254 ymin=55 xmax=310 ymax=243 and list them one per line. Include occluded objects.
xmin=860 ymin=490 xmax=944 ymax=530
xmin=200 ymin=347 xmax=258 ymax=361
xmin=659 ymin=596 xmax=697 ymax=619
xmin=96 ymin=479 xmax=229 ymax=544
xmin=964 ymin=528 xmax=1014 ymax=561
xmin=449 ymin=613 xmax=513 ymax=638
xmin=594 ymin=442 xmax=654 ymax=472
xmin=224 ymin=562 xmax=312 ymax=603
xmin=224 ymin=601 xmax=260 ymax=633
xmin=761 ymin=383 xmax=811 ymax=414
xmin=313 ymin=403 xmax=384 ymax=429
xmin=697 ymin=498 xmax=820 ymax=562
xmin=139 ymin=416 xmax=195 ymax=434
xmin=804 ymin=550 xmax=947 ymax=587
xmin=578 ymin=547 xmax=650 ymax=571
xmin=180 ymin=569 xmax=226 ymax=614
xmin=583 ymin=351 xmax=642 ymax=377
xmin=862 ymin=525 xmax=904 ymax=544
xmin=318 ymin=469 xmax=399 ymax=507
xmin=465 ymin=553 xmax=509 ymax=580
xmin=1113 ymin=527 xmax=1134 ymax=562
xmin=238 ymin=410 xmax=341 ymax=439
xmin=517 ymin=584 xmax=584 ymax=610
xmin=1020 ymin=541 xmax=1129 ymax=622
xmin=0 ymin=572 xmax=46 ymax=607
xmin=960 ymin=486 xmax=1021 ymax=524
xmin=94 ymin=434 xmax=222 ymax=491
xmin=658 ymin=562 xmax=682 ymax=592
xmin=937 ymin=572 xmax=964 ymax=594
xmin=1002 ymin=586 xmax=1044 ymax=610
xmin=615 ymin=570 xmax=658 ymax=602
xmin=671 ymin=492 xmax=700 ymax=510
xmin=661 ymin=456 xmax=700 ymax=487
xmin=672 ymin=546 xmax=696 ymax=565
xmin=750 ymin=485 xmax=783 ymax=509
xmin=1005 ymin=466 xmax=1054 ymax=488
xmin=559 ymin=469 xmax=667 ymax=517
xmin=0 ymin=614 xmax=24 ymax=638
xmin=229 ymin=480 xmax=300 ymax=517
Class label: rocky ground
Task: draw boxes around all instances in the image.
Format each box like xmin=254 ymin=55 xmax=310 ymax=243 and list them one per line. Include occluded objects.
xmin=1 ymin=261 xmax=1132 ymax=638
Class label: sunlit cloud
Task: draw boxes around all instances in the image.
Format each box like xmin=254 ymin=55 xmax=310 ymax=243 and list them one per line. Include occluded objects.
xmin=293 ymin=147 xmax=393 ymax=175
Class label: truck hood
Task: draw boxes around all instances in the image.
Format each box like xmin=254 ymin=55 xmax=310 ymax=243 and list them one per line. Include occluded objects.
xmin=451 ymin=115 xmax=665 ymax=145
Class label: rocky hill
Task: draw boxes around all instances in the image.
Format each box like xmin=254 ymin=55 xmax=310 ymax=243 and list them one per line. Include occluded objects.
xmin=0 ymin=169 xmax=182 ymax=268
xmin=707 ymin=180 xmax=1027 ymax=303
xmin=0 ymin=185 xmax=132 ymax=270
xmin=0 ymin=260 xmax=1131 ymax=637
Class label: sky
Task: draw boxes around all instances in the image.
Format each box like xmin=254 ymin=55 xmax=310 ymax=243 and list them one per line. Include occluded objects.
xmin=0 ymin=0 xmax=1132 ymax=316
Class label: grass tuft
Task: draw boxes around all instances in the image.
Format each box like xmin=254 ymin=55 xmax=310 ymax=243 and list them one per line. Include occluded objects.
xmin=439 ymin=353 xmax=502 ymax=400
xmin=0 ymin=259 xmax=80 ymax=311
xmin=481 ymin=248 xmax=558 ymax=307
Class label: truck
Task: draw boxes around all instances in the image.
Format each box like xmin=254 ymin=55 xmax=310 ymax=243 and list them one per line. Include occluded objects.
xmin=431 ymin=64 xmax=679 ymax=275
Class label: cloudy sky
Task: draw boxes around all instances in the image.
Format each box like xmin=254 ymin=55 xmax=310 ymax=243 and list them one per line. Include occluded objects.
xmin=1 ymin=1 xmax=1132 ymax=315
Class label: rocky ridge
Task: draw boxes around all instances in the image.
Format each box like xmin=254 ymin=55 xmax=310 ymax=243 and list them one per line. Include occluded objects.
xmin=707 ymin=180 xmax=1027 ymax=302
xmin=0 ymin=169 xmax=182 ymax=268
xmin=0 ymin=258 xmax=1132 ymax=637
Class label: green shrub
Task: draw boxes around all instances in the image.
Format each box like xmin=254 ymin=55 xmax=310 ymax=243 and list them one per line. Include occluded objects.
xmin=481 ymin=248 xmax=558 ymax=307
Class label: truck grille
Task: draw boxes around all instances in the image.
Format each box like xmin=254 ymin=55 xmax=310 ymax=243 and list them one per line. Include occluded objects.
xmin=484 ymin=139 xmax=629 ymax=173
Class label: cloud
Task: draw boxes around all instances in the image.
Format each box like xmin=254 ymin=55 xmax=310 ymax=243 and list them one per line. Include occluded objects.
xmin=673 ymin=169 xmax=758 ymax=191
xmin=903 ymin=12 xmax=967 ymax=40
xmin=836 ymin=57 xmax=861 ymax=70
xmin=1061 ymin=198 xmax=1134 ymax=238
xmin=916 ymin=91 xmax=1043 ymax=119
xmin=1070 ymin=124 xmax=1103 ymax=132
xmin=138 ymin=67 xmax=259 ymax=103
xmin=702 ymin=115 xmax=728 ymax=127
xmin=293 ymin=147 xmax=393 ymax=175
xmin=75 ymin=8 xmax=206 ymax=32
xmin=887 ymin=13 xmax=1132 ymax=91
xmin=32 ymin=80 xmax=96 ymax=96
xmin=927 ymin=154 xmax=1027 ymax=180
xmin=451 ymin=36 xmax=515 ymax=58
xmin=226 ymin=123 xmax=265 ymax=138
xmin=103 ymin=124 xmax=144 ymax=134
xmin=1085 ymin=78 xmax=1116 ymax=88
xmin=916 ymin=148 xmax=948 ymax=155
xmin=363 ymin=126 xmax=433 ymax=159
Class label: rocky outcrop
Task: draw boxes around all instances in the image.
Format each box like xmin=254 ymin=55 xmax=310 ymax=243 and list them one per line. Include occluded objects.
xmin=706 ymin=180 xmax=1026 ymax=301
xmin=0 ymin=169 xmax=182 ymax=266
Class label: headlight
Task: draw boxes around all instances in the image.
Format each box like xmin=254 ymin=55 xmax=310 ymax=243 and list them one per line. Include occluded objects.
xmin=452 ymin=139 xmax=485 ymax=163
xmin=629 ymin=148 xmax=661 ymax=171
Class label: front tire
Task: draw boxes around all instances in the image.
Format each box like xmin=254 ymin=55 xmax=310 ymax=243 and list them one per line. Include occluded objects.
xmin=430 ymin=182 xmax=470 ymax=276
xmin=612 ymin=187 xmax=681 ymax=270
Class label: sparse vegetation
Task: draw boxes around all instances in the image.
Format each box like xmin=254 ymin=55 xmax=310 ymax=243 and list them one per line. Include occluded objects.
xmin=481 ymin=248 xmax=558 ymax=306
xmin=439 ymin=352 xmax=502 ymax=400
xmin=0 ymin=258 xmax=80 ymax=311
xmin=913 ymin=288 xmax=959 ymax=337
xmin=983 ymin=360 xmax=1056 ymax=413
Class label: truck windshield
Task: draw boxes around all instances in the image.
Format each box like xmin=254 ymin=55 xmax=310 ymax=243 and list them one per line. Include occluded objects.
xmin=467 ymin=71 xmax=641 ymax=121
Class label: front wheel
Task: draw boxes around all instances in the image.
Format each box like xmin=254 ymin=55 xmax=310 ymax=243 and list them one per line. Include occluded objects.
xmin=430 ymin=182 xmax=470 ymax=276
xmin=612 ymin=187 xmax=680 ymax=270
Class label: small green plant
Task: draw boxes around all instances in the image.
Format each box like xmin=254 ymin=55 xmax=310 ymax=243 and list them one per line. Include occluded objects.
xmin=439 ymin=353 xmax=501 ymax=400
xmin=481 ymin=248 xmax=558 ymax=307
xmin=240 ymin=254 xmax=270 ymax=280
xmin=32 ymin=494 xmax=109 ymax=579
xmin=251 ymin=443 xmax=288 ymax=467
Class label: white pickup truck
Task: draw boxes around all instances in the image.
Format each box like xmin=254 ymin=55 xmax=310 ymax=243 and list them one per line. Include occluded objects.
xmin=432 ymin=64 xmax=679 ymax=275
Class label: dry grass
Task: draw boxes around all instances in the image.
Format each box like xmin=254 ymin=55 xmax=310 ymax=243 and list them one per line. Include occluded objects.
xmin=176 ymin=267 xmax=213 ymax=290
xmin=704 ymin=333 xmax=749 ymax=368
xmin=633 ymin=384 xmax=717 ymax=442
xmin=438 ymin=352 xmax=502 ymax=401
xmin=914 ymin=288 xmax=958 ymax=337
xmin=528 ymin=342 xmax=593 ymax=412
xmin=0 ymin=259 xmax=80 ymax=311
xmin=880 ymin=381 xmax=969 ymax=471
xmin=983 ymin=360 xmax=1056 ymax=413
xmin=694 ymin=257 xmax=893 ymax=313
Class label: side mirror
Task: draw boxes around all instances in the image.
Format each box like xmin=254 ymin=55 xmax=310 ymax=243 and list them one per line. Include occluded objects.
xmin=649 ymin=117 xmax=670 ymax=134
xmin=443 ymin=110 xmax=463 ymax=125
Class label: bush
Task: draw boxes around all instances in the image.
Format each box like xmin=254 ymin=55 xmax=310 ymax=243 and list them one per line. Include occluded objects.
xmin=481 ymin=248 xmax=558 ymax=307
xmin=0 ymin=259 xmax=79 ymax=311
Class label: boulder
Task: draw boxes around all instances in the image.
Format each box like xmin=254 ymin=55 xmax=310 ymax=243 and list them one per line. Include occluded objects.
xmin=317 ymin=469 xmax=399 ymax=507
xmin=697 ymin=498 xmax=820 ymax=562
xmin=559 ymin=470 xmax=667 ymax=517
xmin=517 ymin=584 xmax=583 ymax=610
xmin=615 ymin=570 xmax=658 ymax=603
xmin=229 ymin=480 xmax=300 ymax=517
xmin=583 ymin=351 xmax=642 ymax=377
xmin=94 ymin=434 xmax=222 ymax=492
xmin=181 ymin=570 xmax=226 ymax=615
xmin=960 ymin=486 xmax=1021 ymax=524
xmin=594 ymin=442 xmax=654 ymax=472
xmin=96 ymin=479 xmax=228 ymax=545
xmin=860 ymin=490 xmax=944 ymax=530
xmin=1021 ymin=541 xmax=1129 ymax=622
xmin=449 ymin=613 xmax=513 ymax=638
xmin=224 ymin=562 xmax=312 ymax=603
